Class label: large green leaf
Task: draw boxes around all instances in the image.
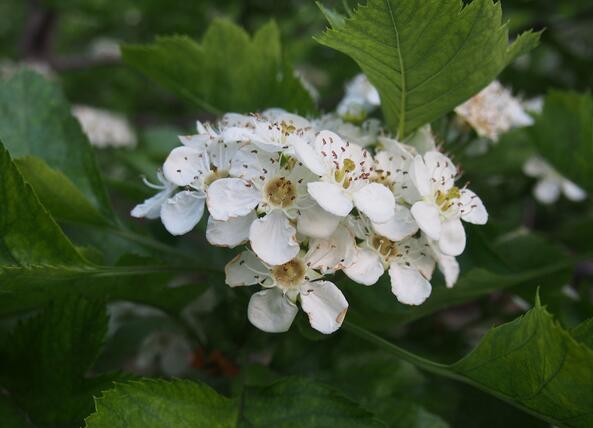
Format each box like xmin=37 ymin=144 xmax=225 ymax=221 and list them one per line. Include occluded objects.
xmin=0 ymin=71 xmax=113 ymax=219
xmin=85 ymin=377 xmax=384 ymax=427
xmin=530 ymin=91 xmax=593 ymax=193
xmin=122 ymin=19 xmax=315 ymax=115
xmin=316 ymin=0 xmax=540 ymax=137
xmin=345 ymin=297 xmax=593 ymax=427
xmin=0 ymin=297 xmax=127 ymax=427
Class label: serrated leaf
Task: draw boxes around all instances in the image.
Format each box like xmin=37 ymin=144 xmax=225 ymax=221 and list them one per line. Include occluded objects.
xmin=122 ymin=19 xmax=315 ymax=115
xmin=571 ymin=318 xmax=593 ymax=350
xmin=0 ymin=297 xmax=127 ymax=427
xmin=529 ymin=91 xmax=593 ymax=193
xmin=316 ymin=0 xmax=540 ymax=137
xmin=0 ymin=71 xmax=113 ymax=219
xmin=85 ymin=377 xmax=384 ymax=427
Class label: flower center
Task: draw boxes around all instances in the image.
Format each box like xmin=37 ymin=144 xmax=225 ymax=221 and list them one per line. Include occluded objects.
xmin=280 ymin=120 xmax=296 ymax=136
xmin=204 ymin=169 xmax=229 ymax=187
xmin=272 ymin=259 xmax=306 ymax=288
xmin=371 ymin=234 xmax=398 ymax=259
xmin=435 ymin=186 xmax=460 ymax=212
xmin=334 ymin=158 xmax=356 ymax=189
xmin=265 ymin=177 xmax=297 ymax=208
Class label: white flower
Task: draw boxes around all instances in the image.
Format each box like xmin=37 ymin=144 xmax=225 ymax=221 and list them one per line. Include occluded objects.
xmin=343 ymin=216 xmax=436 ymax=305
xmin=312 ymin=114 xmax=382 ymax=147
xmin=225 ymin=250 xmax=348 ymax=334
xmin=523 ymin=156 xmax=586 ymax=204
xmin=409 ymin=151 xmax=488 ymax=256
xmin=337 ymin=74 xmax=380 ymax=121
xmin=293 ymin=130 xmax=395 ymax=223
xmin=72 ymin=105 xmax=137 ymax=148
xmin=207 ymin=146 xmax=338 ymax=265
xmin=454 ymin=80 xmax=534 ymax=141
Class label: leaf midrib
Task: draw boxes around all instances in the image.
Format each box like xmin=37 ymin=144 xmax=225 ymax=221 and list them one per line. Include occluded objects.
xmin=384 ymin=0 xmax=407 ymax=139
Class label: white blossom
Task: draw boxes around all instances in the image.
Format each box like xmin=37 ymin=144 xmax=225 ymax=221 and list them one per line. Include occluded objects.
xmin=523 ymin=156 xmax=586 ymax=204
xmin=337 ymin=74 xmax=380 ymax=121
xmin=72 ymin=105 xmax=137 ymax=148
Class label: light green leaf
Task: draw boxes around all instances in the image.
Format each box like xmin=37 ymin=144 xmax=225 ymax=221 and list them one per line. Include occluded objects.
xmin=346 ymin=296 xmax=593 ymax=427
xmin=530 ymin=91 xmax=593 ymax=193
xmin=316 ymin=0 xmax=540 ymax=137
xmin=0 ymin=297 xmax=128 ymax=427
xmin=85 ymin=377 xmax=384 ymax=427
xmin=0 ymin=71 xmax=113 ymax=219
xmin=122 ymin=19 xmax=315 ymax=115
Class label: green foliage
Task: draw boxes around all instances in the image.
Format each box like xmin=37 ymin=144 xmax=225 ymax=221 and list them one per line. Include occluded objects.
xmin=85 ymin=377 xmax=383 ymax=427
xmin=122 ymin=19 xmax=316 ymax=115
xmin=530 ymin=91 xmax=593 ymax=193
xmin=0 ymin=297 xmax=126 ymax=427
xmin=0 ymin=71 xmax=113 ymax=219
xmin=316 ymin=0 xmax=540 ymax=137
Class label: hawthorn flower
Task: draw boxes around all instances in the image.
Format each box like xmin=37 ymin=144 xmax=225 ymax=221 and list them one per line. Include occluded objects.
xmin=293 ymin=130 xmax=395 ymax=224
xmin=337 ymin=74 xmax=380 ymax=122
xmin=409 ymin=151 xmax=488 ymax=256
xmin=523 ymin=156 xmax=586 ymax=204
xmin=313 ymin=114 xmax=382 ymax=147
xmin=343 ymin=216 xmax=436 ymax=305
xmin=73 ymin=105 xmax=137 ymax=148
xmin=455 ymin=80 xmax=534 ymax=141
xmin=207 ymin=146 xmax=339 ymax=265
xmin=225 ymin=250 xmax=348 ymax=334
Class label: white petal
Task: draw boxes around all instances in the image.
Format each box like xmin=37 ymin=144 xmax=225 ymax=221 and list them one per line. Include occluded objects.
xmin=561 ymin=180 xmax=587 ymax=202
xmin=343 ymin=248 xmax=384 ymax=286
xmin=163 ymin=146 xmax=209 ymax=187
xmin=225 ymin=250 xmax=269 ymax=287
xmin=299 ymin=281 xmax=348 ymax=334
xmin=207 ymin=178 xmax=261 ymax=221
xmin=411 ymin=201 xmax=441 ymax=240
xmin=297 ymin=200 xmax=341 ymax=239
xmin=248 ymin=288 xmax=298 ymax=333
xmin=460 ymin=189 xmax=488 ymax=225
xmin=389 ymin=264 xmax=432 ymax=305
xmin=206 ymin=211 xmax=256 ymax=247
xmin=308 ymin=181 xmax=353 ymax=217
xmin=131 ymin=189 xmax=172 ymax=220
xmin=372 ymin=204 xmax=418 ymax=241
xmin=523 ymin=156 xmax=553 ymax=177
xmin=438 ymin=218 xmax=466 ymax=256
xmin=249 ymin=210 xmax=299 ymax=266
xmin=534 ymin=178 xmax=561 ymax=204
xmin=292 ymin=137 xmax=327 ymax=176
xmin=160 ymin=191 xmax=205 ymax=235
xmin=352 ymin=182 xmax=396 ymax=224
xmin=409 ymin=155 xmax=431 ymax=197
xmin=437 ymin=254 xmax=459 ymax=288
xmin=305 ymin=225 xmax=356 ymax=273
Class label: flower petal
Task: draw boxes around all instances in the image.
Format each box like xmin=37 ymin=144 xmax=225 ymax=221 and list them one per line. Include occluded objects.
xmin=163 ymin=146 xmax=209 ymax=187
xmin=561 ymin=180 xmax=587 ymax=202
xmin=306 ymin=225 xmax=356 ymax=274
xmin=411 ymin=201 xmax=441 ymax=240
xmin=207 ymin=178 xmax=261 ymax=221
xmin=292 ymin=137 xmax=327 ymax=176
xmin=343 ymin=248 xmax=384 ymax=286
xmin=131 ymin=189 xmax=172 ymax=220
xmin=352 ymin=182 xmax=396 ymax=224
xmin=438 ymin=218 xmax=466 ymax=256
xmin=437 ymin=254 xmax=459 ymax=288
xmin=534 ymin=178 xmax=561 ymax=205
xmin=249 ymin=210 xmax=299 ymax=266
xmin=409 ymin=155 xmax=431 ymax=197
xmin=297 ymin=200 xmax=341 ymax=239
xmin=389 ymin=264 xmax=432 ymax=305
xmin=372 ymin=204 xmax=418 ymax=241
xmin=460 ymin=189 xmax=488 ymax=225
xmin=225 ymin=250 xmax=269 ymax=287
xmin=308 ymin=181 xmax=353 ymax=217
xmin=160 ymin=191 xmax=205 ymax=235
xmin=206 ymin=210 xmax=256 ymax=247
xmin=299 ymin=281 xmax=348 ymax=334
xmin=248 ymin=288 xmax=298 ymax=333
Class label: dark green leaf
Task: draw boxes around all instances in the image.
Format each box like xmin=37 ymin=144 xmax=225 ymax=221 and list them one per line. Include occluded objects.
xmin=316 ymin=0 xmax=540 ymax=137
xmin=122 ymin=19 xmax=315 ymax=115
xmin=85 ymin=377 xmax=384 ymax=427
xmin=572 ymin=318 xmax=593 ymax=350
xmin=0 ymin=71 xmax=113 ymax=219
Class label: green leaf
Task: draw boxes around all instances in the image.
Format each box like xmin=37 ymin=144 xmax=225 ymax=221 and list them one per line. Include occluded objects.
xmin=85 ymin=377 xmax=384 ymax=427
xmin=0 ymin=297 xmax=126 ymax=427
xmin=530 ymin=91 xmax=593 ymax=193
xmin=122 ymin=19 xmax=315 ymax=115
xmin=316 ymin=0 xmax=540 ymax=137
xmin=345 ymin=296 xmax=593 ymax=427
xmin=572 ymin=318 xmax=593 ymax=350
xmin=0 ymin=70 xmax=113 ymax=219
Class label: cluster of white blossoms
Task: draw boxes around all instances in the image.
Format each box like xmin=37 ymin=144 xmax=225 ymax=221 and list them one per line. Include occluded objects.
xmin=131 ymin=109 xmax=488 ymax=335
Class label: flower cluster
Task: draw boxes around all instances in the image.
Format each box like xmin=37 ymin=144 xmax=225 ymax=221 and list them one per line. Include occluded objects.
xmin=132 ymin=109 xmax=488 ymax=334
